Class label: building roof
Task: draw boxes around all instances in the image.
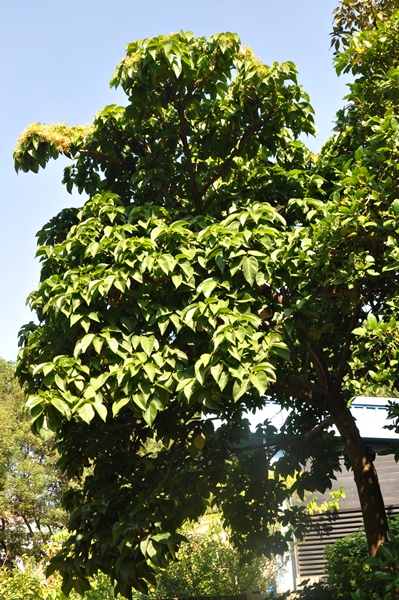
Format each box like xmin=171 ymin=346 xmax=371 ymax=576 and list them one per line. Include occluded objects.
xmin=247 ymin=397 xmax=399 ymax=440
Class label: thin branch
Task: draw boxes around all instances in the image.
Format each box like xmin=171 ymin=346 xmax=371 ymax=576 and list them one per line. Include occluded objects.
xmin=272 ymin=377 xmax=325 ymax=407
xmin=22 ymin=516 xmax=34 ymax=536
xmin=308 ymin=343 xmax=331 ymax=395
xmin=34 ymin=517 xmax=42 ymax=532
xmin=176 ymin=102 xmax=202 ymax=214
xmin=337 ymin=304 xmax=362 ymax=386
xmin=180 ymin=59 xmax=221 ymax=111
xmin=229 ymin=417 xmax=335 ymax=457
xmin=199 ymin=110 xmax=262 ymax=198
xmin=303 ymin=417 xmax=334 ymax=444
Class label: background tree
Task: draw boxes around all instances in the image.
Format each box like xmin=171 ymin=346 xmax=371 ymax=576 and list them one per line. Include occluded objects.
xmin=0 ymin=513 xmax=277 ymax=599
xmin=0 ymin=359 xmax=67 ymax=563
xmin=12 ymin=20 xmax=399 ymax=599
xmin=149 ymin=512 xmax=276 ymax=597
xmin=331 ymin=0 xmax=399 ymax=51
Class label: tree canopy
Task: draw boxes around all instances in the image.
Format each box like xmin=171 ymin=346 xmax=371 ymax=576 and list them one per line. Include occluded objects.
xmin=13 ymin=17 xmax=399 ymax=600
xmin=331 ymin=0 xmax=399 ymax=50
xmin=0 ymin=360 xmax=67 ymax=564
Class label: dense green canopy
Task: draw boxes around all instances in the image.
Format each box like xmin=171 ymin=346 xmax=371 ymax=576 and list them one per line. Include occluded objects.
xmin=14 ymin=18 xmax=399 ymax=598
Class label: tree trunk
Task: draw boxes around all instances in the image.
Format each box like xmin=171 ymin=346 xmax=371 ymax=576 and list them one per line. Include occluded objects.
xmin=327 ymin=391 xmax=389 ymax=556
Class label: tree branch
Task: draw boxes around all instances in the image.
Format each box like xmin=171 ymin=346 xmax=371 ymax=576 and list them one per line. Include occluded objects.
xmin=272 ymin=376 xmax=326 ymax=407
xmin=176 ymin=102 xmax=202 ymax=215
xmin=337 ymin=304 xmax=362 ymax=386
xmin=308 ymin=343 xmax=331 ymax=395
xmin=199 ymin=110 xmax=262 ymax=198
xmin=180 ymin=59 xmax=221 ymax=111
xmin=229 ymin=417 xmax=335 ymax=457
xmin=303 ymin=417 xmax=334 ymax=443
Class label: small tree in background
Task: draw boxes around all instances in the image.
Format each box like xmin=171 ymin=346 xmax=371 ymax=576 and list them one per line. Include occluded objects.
xmin=0 ymin=359 xmax=67 ymax=563
xmin=151 ymin=513 xmax=277 ymax=597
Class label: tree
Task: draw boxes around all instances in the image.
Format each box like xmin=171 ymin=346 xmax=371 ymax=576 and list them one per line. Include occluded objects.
xmin=12 ymin=22 xmax=399 ymax=598
xmin=0 ymin=553 xmax=123 ymax=600
xmin=0 ymin=514 xmax=274 ymax=600
xmin=0 ymin=359 xmax=67 ymax=563
xmin=146 ymin=512 xmax=276 ymax=597
xmin=331 ymin=0 xmax=399 ymax=51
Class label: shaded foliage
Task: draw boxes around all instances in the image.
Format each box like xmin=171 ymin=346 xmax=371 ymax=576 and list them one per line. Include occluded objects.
xmin=283 ymin=515 xmax=399 ymax=600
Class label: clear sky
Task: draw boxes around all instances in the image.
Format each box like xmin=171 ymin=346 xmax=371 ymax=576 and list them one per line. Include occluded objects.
xmin=1 ymin=0 xmax=349 ymax=361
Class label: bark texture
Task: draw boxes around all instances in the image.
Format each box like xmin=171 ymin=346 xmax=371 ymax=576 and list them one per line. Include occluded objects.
xmin=327 ymin=392 xmax=389 ymax=556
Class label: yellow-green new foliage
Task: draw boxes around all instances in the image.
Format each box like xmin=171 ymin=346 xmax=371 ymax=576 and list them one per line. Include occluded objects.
xmin=0 ymin=557 xmax=121 ymax=600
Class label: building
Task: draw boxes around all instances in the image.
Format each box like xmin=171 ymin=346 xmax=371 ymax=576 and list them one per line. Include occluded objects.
xmin=294 ymin=397 xmax=399 ymax=587
xmin=246 ymin=397 xmax=399 ymax=591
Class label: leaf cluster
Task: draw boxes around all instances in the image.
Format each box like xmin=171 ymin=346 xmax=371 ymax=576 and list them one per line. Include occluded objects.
xmin=14 ymin=31 xmax=314 ymax=220
xmin=325 ymin=515 xmax=399 ymax=600
xmin=331 ymin=0 xmax=399 ymax=52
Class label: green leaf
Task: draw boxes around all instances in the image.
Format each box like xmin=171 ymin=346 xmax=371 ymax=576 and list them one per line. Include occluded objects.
xmin=93 ymin=336 xmax=104 ymax=354
xmin=158 ymin=254 xmax=176 ymax=274
xmin=166 ymin=316 xmax=180 ymax=336
xmin=374 ymin=571 xmax=396 ymax=581
xmin=55 ymin=373 xmax=67 ymax=392
xmin=352 ymin=327 xmax=366 ymax=336
xmin=198 ymin=278 xmax=217 ymax=298
xmin=70 ymin=313 xmax=83 ymax=326
xmin=88 ymin=241 xmax=99 ymax=257
xmin=74 ymin=334 xmax=95 ymax=358
xmin=143 ymin=362 xmax=156 ymax=381
xmin=84 ymin=385 xmax=96 ymax=399
xmin=218 ymin=370 xmax=229 ymax=391
xmin=91 ymin=372 xmax=110 ymax=391
xmin=103 ymin=275 xmax=115 ymax=293
xmin=93 ymin=401 xmax=107 ymax=421
xmin=172 ymin=274 xmax=183 ymax=288
xmin=366 ymin=313 xmax=378 ymax=329
xmin=77 ymin=403 xmax=95 ymax=424
xmin=152 ymin=531 xmax=187 ymax=544
xmin=108 ymin=338 xmax=119 ymax=353
xmin=141 ymin=336 xmax=155 ymax=356
xmin=210 ymin=363 xmax=223 ymax=382
xmin=112 ymin=397 xmax=130 ymax=417
xmin=25 ymin=395 xmax=44 ymax=410
xmin=272 ymin=343 xmax=290 ymax=360
xmin=182 ymin=305 xmax=198 ymax=329
xmin=33 ymin=362 xmax=55 ymax=376
xmin=232 ymin=379 xmax=249 ymax=401
xmin=50 ymin=397 xmax=71 ymax=418
xmin=250 ymin=371 xmax=269 ymax=396
xmin=242 ymin=255 xmax=259 ymax=286
xmin=143 ymin=402 xmax=157 ymax=425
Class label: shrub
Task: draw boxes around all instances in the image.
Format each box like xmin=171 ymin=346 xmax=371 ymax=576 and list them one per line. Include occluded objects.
xmin=153 ymin=514 xmax=276 ymax=597
xmin=324 ymin=530 xmax=371 ymax=598
xmin=290 ymin=515 xmax=399 ymax=600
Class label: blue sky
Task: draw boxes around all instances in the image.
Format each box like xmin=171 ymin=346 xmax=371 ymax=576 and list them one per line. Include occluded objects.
xmin=1 ymin=0 xmax=349 ymax=361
